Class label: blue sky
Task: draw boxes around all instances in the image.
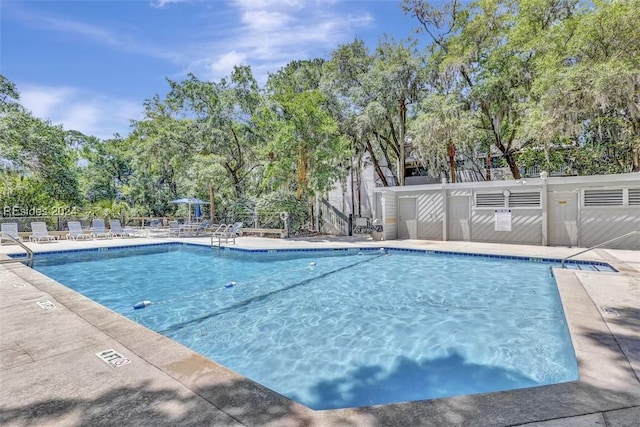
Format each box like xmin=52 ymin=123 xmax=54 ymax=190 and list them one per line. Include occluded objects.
xmin=1 ymin=0 xmax=419 ymax=139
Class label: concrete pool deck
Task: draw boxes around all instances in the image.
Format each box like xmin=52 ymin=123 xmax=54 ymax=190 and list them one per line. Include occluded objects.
xmin=0 ymin=236 xmax=638 ymax=426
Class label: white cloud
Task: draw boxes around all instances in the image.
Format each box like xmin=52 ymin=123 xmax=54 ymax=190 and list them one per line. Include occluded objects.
xmin=241 ymin=10 xmax=292 ymax=31
xmin=233 ymin=0 xmax=305 ymax=10
xmin=7 ymin=0 xmax=375 ymax=85
xmin=192 ymin=0 xmax=374 ymax=82
xmin=20 ymin=87 xmax=76 ymax=119
xmin=5 ymin=0 xmax=380 ymax=135
xmin=150 ymin=0 xmax=190 ymax=8
xmin=20 ymin=85 xmax=142 ymax=140
xmin=209 ymin=50 xmax=248 ymax=76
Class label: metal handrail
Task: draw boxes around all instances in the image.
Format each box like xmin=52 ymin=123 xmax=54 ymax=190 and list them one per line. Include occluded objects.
xmin=0 ymin=235 xmax=34 ymax=268
xmin=321 ymin=198 xmax=349 ymax=222
xmin=320 ymin=198 xmax=349 ymax=236
xmin=561 ymin=230 xmax=639 ymax=269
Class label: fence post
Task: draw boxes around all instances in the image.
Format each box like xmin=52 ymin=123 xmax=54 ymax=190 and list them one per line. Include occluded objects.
xmin=315 ymin=195 xmax=320 ymax=233
xmin=441 ymin=177 xmax=448 ymax=241
xmin=540 ymin=171 xmax=548 ymax=246
xmin=348 ymin=214 xmax=353 ymax=236
xmin=285 ymin=214 xmax=290 ymax=238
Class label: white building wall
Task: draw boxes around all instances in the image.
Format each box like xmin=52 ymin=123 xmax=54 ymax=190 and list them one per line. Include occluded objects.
xmin=326 ymin=159 xmax=377 ymax=218
xmin=374 ymin=173 xmax=640 ymax=249
xmin=580 ymin=209 xmax=639 ymax=248
xmin=471 ymin=208 xmax=542 ymax=245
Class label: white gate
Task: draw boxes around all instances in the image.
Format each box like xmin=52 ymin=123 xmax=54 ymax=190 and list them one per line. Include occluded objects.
xmin=448 ymin=196 xmax=471 ymax=241
xmin=548 ymin=192 xmax=578 ymax=247
xmin=398 ymin=198 xmax=417 ymax=239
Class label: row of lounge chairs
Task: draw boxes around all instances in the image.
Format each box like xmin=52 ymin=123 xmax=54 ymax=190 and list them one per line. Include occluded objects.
xmin=1 ymin=220 xmax=245 ymax=244
xmin=0 ymin=219 xmax=142 ymax=244
xmin=67 ymin=219 xmax=142 ymax=239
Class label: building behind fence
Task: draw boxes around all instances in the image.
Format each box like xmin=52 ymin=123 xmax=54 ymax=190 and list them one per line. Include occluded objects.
xmin=373 ymin=172 xmax=640 ymax=250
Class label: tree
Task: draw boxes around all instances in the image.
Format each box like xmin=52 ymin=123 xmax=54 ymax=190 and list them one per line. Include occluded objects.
xmin=323 ymin=37 xmax=427 ymax=186
xmin=261 ymin=60 xmax=350 ymax=199
xmin=409 ymin=93 xmax=481 ymax=182
xmin=0 ymin=75 xmax=81 ymax=206
xmin=80 ymin=135 xmax=134 ymax=203
xmin=129 ymin=102 xmax=192 ymax=214
xmin=404 ymin=0 xmax=579 ymax=179
xmin=163 ymin=67 xmax=263 ymax=198
xmin=0 ymin=75 xmax=20 ymax=113
xmin=521 ymin=0 xmax=640 ymax=172
xmin=129 ymin=67 xmax=264 ymax=216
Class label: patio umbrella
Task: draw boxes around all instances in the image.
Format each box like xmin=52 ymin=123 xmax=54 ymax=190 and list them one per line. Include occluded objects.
xmin=169 ymin=197 xmax=208 ymax=223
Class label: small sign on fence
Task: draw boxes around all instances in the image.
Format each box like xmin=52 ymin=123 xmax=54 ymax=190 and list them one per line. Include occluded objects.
xmin=494 ymin=209 xmax=512 ymax=232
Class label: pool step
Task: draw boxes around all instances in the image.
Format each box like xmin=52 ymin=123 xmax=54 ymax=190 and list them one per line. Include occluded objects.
xmin=563 ymin=263 xmax=616 ymax=272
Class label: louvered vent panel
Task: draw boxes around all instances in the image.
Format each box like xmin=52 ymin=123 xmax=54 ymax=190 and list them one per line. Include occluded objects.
xmin=476 ymin=193 xmax=505 ymax=207
xmin=629 ymin=189 xmax=640 ymax=205
xmin=584 ymin=189 xmax=623 ymax=206
xmin=509 ymin=192 xmax=541 ymax=207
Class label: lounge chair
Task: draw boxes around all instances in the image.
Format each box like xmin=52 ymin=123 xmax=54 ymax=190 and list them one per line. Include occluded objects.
xmin=144 ymin=219 xmax=167 ymax=237
xmin=197 ymin=220 xmax=211 ymax=233
xmin=168 ymin=221 xmax=181 ymax=237
xmin=230 ymin=222 xmax=243 ymax=237
xmin=109 ymin=220 xmax=132 ymax=238
xmin=113 ymin=220 xmax=146 ymax=237
xmin=66 ymin=221 xmax=93 ymax=240
xmin=29 ymin=222 xmax=59 ymax=243
xmin=149 ymin=219 xmax=163 ymax=229
xmin=1 ymin=222 xmax=22 ymax=245
xmin=92 ymin=219 xmax=112 ymax=239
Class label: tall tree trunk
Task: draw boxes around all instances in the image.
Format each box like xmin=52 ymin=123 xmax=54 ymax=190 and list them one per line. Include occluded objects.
xmin=485 ymin=151 xmax=492 ymax=181
xmin=376 ymin=135 xmax=399 ymax=185
xmin=365 ymin=139 xmax=389 ymax=187
xmin=505 ymin=153 xmax=521 ymax=179
xmin=357 ymin=154 xmax=362 ymax=216
xmin=447 ymin=141 xmax=457 ymax=183
xmin=223 ymin=163 xmax=241 ymax=198
xmin=398 ymin=99 xmax=407 ymax=186
xmin=296 ymin=144 xmax=308 ymax=200
xmin=350 ymin=158 xmax=355 ymax=215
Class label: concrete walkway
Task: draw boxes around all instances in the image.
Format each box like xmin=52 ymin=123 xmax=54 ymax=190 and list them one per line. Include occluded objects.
xmin=1 ymin=236 xmax=638 ymax=426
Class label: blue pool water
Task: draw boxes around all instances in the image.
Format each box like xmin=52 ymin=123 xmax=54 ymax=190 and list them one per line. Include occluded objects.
xmin=34 ymin=245 xmax=579 ymax=410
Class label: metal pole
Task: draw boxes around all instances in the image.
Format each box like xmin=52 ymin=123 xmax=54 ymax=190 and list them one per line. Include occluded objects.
xmin=209 ymin=186 xmax=215 ymax=222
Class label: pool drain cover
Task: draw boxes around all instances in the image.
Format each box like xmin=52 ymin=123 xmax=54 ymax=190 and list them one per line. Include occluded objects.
xmin=601 ymin=306 xmax=620 ymax=316
xmin=36 ymin=300 xmax=56 ymax=311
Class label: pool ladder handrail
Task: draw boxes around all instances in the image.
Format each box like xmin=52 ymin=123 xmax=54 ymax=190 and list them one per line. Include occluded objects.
xmin=0 ymin=235 xmax=34 ymax=268
xmin=560 ymin=230 xmax=639 ymax=269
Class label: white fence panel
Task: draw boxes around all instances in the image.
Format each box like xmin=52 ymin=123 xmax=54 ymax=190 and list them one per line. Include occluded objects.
xmin=374 ymin=173 xmax=640 ymax=249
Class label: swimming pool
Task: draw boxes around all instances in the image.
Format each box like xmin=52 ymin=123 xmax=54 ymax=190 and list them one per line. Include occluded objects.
xmin=34 ymin=244 xmax=580 ymax=410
